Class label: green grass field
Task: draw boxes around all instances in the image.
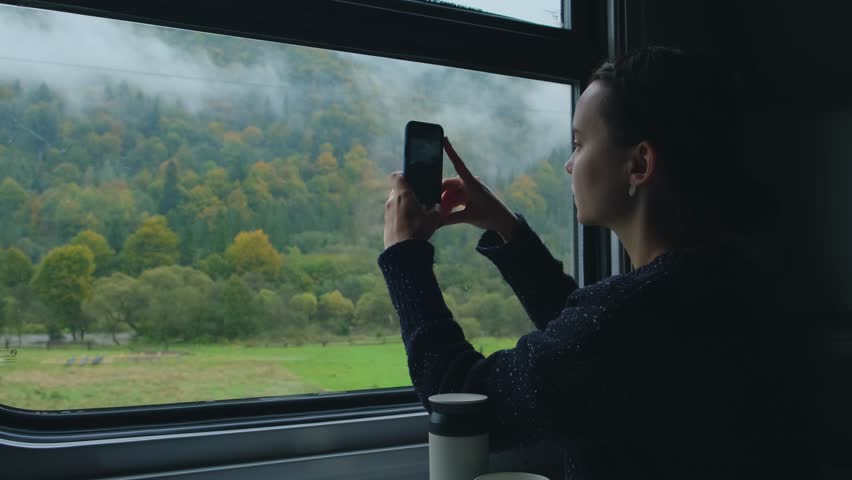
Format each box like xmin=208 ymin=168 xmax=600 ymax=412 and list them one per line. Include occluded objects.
xmin=0 ymin=337 xmax=517 ymax=411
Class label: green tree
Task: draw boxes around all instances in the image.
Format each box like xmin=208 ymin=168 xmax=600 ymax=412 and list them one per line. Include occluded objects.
xmin=70 ymin=230 xmax=114 ymax=276
xmin=243 ymin=174 xmax=272 ymax=210
xmin=52 ymin=162 xmax=81 ymax=185
xmin=318 ymin=290 xmax=354 ymax=335
xmin=275 ymin=162 xmax=308 ymax=198
xmin=128 ymin=137 xmax=168 ymax=172
xmin=135 ymin=265 xmax=213 ymax=348
xmin=180 ymin=185 xmax=224 ymax=224
xmin=123 ymin=216 xmax=179 ymax=275
xmin=0 ymin=248 xmax=33 ymax=288
xmin=502 ymin=295 xmax=529 ymax=337
xmin=222 ymin=132 xmax=254 ymax=179
xmin=289 ymin=292 xmax=318 ymax=315
xmin=531 ymin=160 xmax=562 ymax=212
xmin=159 ymin=160 xmax=181 ymax=214
xmin=31 ymin=244 xmax=95 ymax=340
xmin=353 ymin=292 xmax=395 ymax=333
xmin=197 ymin=253 xmax=234 ymax=280
xmin=204 ymin=167 xmax=230 ymax=198
xmin=0 ymin=177 xmax=27 ymax=217
xmin=0 ymin=178 xmax=28 ymax=246
xmin=225 ymin=187 xmax=253 ymax=228
xmin=342 ymin=143 xmax=371 ymax=183
xmin=257 ymin=289 xmax=286 ymax=334
xmin=40 ymin=183 xmax=96 ymax=241
xmin=459 ymin=292 xmax=511 ymax=337
xmin=333 ymin=273 xmax=380 ymax=303
xmin=288 ymin=292 xmax=317 ymax=335
xmin=225 ymin=230 xmax=283 ymax=278
xmin=457 ymin=317 xmax=482 ymax=339
xmin=83 ymin=273 xmax=144 ymax=345
xmin=2 ymin=296 xmax=24 ymax=346
xmin=222 ymin=275 xmax=258 ymax=339
xmin=22 ymin=88 xmax=61 ymax=153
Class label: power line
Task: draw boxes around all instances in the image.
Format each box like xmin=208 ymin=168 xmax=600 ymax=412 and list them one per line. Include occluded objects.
xmin=0 ymin=55 xmax=287 ymax=90
xmin=0 ymin=55 xmax=572 ymax=116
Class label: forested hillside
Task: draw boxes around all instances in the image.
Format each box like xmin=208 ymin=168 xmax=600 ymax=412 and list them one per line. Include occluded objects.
xmin=0 ymin=7 xmax=574 ymax=347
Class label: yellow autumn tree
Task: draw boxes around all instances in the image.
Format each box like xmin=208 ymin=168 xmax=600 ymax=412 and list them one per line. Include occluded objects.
xmin=123 ymin=216 xmax=179 ymax=275
xmin=315 ymin=143 xmax=338 ymax=174
xmin=318 ymin=290 xmax=354 ymax=335
xmin=225 ymin=230 xmax=283 ymax=278
xmin=508 ymin=174 xmax=546 ymax=215
xmin=242 ymin=125 xmax=264 ymax=146
xmin=70 ymin=229 xmax=114 ymax=275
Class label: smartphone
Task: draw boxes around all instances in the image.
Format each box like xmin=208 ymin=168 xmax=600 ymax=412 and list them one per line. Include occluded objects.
xmin=403 ymin=120 xmax=444 ymax=207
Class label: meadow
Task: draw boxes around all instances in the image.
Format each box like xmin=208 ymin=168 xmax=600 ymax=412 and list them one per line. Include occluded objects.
xmin=0 ymin=337 xmax=517 ymax=411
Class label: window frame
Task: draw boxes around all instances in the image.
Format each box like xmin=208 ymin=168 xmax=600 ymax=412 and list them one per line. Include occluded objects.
xmin=0 ymin=0 xmax=614 ymax=435
xmin=13 ymin=0 xmax=605 ymax=83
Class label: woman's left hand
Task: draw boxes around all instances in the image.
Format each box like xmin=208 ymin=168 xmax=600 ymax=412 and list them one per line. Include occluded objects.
xmin=384 ymin=172 xmax=442 ymax=249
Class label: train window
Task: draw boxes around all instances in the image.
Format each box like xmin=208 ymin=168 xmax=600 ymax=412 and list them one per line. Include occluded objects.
xmin=0 ymin=4 xmax=574 ymax=411
xmin=422 ymin=0 xmax=568 ymax=28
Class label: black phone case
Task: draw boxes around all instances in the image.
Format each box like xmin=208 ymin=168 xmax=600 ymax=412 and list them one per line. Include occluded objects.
xmin=403 ymin=121 xmax=443 ymax=206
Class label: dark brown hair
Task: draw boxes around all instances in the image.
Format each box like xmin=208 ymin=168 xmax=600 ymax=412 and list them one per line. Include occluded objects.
xmin=589 ymin=46 xmax=772 ymax=236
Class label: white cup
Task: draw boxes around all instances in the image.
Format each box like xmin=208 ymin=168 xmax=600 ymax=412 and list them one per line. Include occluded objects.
xmin=428 ymin=393 xmax=490 ymax=480
xmin=474 ymin=473 xmax=549 ymax=480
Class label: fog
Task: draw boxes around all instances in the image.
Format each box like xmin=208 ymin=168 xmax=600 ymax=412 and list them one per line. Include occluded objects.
xmin=352 ymin=53 xmax=573 ymax=177
xmin=0 ymin=7 xmax=288 ymax=112
xmin=0 ymin=4 xmax=572 ymax=177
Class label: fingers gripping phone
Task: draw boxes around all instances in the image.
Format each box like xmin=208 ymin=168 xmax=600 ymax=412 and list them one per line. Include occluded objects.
xmin=404 ymin=120 xmax=443 ymax=207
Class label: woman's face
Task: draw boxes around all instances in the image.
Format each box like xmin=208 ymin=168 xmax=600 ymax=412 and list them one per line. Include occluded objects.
xmin=565 ymin=81 xmax=634 ymax=227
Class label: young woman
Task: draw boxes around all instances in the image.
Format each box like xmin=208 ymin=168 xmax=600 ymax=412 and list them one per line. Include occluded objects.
xmin=379 ymin=46 xmax=803 ymax=479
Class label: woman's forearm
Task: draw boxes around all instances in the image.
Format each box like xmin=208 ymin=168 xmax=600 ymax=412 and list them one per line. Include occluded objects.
xmin=377 ymin=239 xmax=480 ymax=403
xmin=477 ymin=215 xmax=579 ymax=330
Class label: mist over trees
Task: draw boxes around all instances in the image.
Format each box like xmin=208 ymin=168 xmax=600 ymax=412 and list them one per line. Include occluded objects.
xmin=0 ymin=6 xmax=574 ymax=347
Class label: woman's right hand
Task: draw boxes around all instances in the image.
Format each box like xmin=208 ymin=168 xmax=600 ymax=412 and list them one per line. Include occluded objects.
xmin=440 ymin=137 xmax=522 ymax=242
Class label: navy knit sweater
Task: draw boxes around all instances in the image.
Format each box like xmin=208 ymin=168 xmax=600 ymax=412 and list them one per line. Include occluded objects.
xmin=378 ymin=215 xmax=799 ymax=479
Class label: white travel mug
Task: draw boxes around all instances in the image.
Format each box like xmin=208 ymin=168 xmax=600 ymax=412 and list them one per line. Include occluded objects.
xmin=428 ymin=393 xmax=490 ymax=480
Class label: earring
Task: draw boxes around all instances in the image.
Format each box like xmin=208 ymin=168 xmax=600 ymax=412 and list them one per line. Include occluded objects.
xmin=628 ymin=183 xmax=636 ymax=197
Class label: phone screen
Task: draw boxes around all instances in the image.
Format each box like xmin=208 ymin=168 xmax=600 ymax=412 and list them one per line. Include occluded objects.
xmin=404 ymin=121 xmax=443 ymax=206
xmin=409 ymin=136 xmax=442 ymax=167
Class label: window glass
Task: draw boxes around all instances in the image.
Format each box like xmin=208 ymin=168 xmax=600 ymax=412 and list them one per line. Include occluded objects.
xmin=424 ymin=0 xmax=565 ymax=28
xmin=0 ymin=5 xmax=573 ymax=410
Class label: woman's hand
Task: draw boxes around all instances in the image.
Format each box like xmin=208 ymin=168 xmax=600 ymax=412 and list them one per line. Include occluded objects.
xmin=383 ymin=172 xmax=442 ymax=249
xmin=441 ymin=137 xmax=521 ymax=242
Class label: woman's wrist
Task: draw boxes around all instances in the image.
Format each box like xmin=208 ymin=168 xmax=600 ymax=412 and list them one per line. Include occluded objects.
xmin=495 ymin=212 xmax=521 ymax=243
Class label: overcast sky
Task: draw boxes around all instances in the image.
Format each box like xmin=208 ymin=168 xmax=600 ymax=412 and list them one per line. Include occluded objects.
xmin=442 ymin=0 xmax=563 ymax=27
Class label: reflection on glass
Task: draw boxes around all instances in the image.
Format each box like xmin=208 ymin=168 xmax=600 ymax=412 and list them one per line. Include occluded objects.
xmin=424 ymin=0 xmax=564 ymax=28
xmin=0 ymin=4 xmax=573 ymax=410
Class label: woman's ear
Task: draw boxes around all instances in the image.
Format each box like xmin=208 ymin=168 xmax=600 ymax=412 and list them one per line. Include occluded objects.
xmin=630 ymin=140 xmax=658 ymax=187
